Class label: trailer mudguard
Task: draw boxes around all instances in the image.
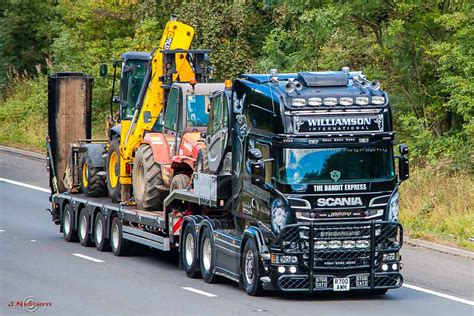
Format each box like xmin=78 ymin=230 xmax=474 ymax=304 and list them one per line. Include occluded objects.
xmin=82 ymin=143 xmax=107 ymax=168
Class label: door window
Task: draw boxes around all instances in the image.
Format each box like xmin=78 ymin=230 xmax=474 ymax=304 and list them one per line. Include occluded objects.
xmin=120 ymin=59 xmax=146 ymax=119
xmin=256 ymin=143 xmax=272 ymax=184
xmin=209 ymin=94 xmax=223 ymax=135
xmin=164 ymin=88 xmax=179 ymax=131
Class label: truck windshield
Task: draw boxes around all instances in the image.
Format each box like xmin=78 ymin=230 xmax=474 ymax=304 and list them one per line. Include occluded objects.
xmin=186 ymin=95 xmax=209 ymax=127
xmin=276 ymin=146 xmax=394 ymax=184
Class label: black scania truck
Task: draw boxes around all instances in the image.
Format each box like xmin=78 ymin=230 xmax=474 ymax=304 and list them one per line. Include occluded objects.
xmin=168 ymin=69 xmax=409 ymax=295
xmin=48 ymin=69 xmax=409 ymax=297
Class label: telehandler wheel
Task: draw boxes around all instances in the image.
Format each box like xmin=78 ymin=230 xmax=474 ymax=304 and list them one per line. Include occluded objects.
xmin=242 ymin=238 xmax=264 ymax=296
xmin=181 ymin=223 xmax=200 ymax=278
xmin=78 ymin=207 xmax=93 ymax=247
xmin=94 ymin=212 xmax=110 ymax=252
xmin=80 ymin=154 xmax=107 ymax=197
xmin=110 ymin=216 xmax=131 ymax=256
xmin=170 ymin=174 xmax=190 ymax=192
xmin=195 ymin=148 xmax=209 ymax=173
xmin=200 ymin=227 xmax=219 ymax=283
xmin=106 ymin=137 xmax=121 ymax=203
xmin=62 ymin=204 xmax=78 ymax=242
xmin=132 ymin=144 xmax=167 ymax=211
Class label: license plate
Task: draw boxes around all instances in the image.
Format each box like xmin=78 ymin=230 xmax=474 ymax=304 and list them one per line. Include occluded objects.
xmin=333 ymin=278 xmax=350 ymax=291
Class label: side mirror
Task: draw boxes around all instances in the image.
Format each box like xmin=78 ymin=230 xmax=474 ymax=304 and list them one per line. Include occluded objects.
xmin=248 ymin=148 xmax=263 ymax=161
xmin=100 ymin=64 xmax=108 ymax=77
xmin=250 ymin=161 xmax=265 ymax=186
xmin=112 ymin=96 xmax=120 ymax=104
xmin=398 ymin=144 xmax=409 ymax=182
xmin=399 ymin=144 xmax=409 ymax=156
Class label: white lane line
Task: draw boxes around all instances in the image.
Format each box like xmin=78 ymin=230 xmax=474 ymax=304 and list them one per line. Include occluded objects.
xmin=0 ymin=178 xmax=50 ymax=193
xmin=403 ymin=283 xmax=474 ymax=306
xmin=72 ymin=253 xmax=105 ymax=263
xmin=30 ymin=240 xmax=36 ymax=242
xmin=0 ymin=230 xmax=5 ymax=232
xmin=182 ymin=287 xmax=218 ymax=298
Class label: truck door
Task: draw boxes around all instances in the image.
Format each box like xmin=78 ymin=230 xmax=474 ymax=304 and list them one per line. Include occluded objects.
xmin=163 ymin=87 xmax=182 ymax=157
xmin=206 ymin=91 xmax=229 ymax=173
xmin=118 ymin=59 xmax=147 ymax=121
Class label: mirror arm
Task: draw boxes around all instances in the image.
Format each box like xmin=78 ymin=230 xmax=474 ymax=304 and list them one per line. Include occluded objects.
xmin=110 ymin=60 xmax=118 ymax=122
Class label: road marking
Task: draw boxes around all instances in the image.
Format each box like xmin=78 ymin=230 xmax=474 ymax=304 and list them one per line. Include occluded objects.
xmin=403 ymin=283 xmax=474 ymax=306
xmin=0 ymin=178 xmax=50 ymax=193
xmin=30 ymin=240 xmax=36 ymax=242
xmin=0 ymin=230 xmax=5 ymax=232
xmin=182 ymin=287 xmax=218 ymax=297
xmin=72 ymin=253 xmax=105 ymax=263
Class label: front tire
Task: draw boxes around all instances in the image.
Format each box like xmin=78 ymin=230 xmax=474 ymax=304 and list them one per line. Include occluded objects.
xmin=242 ymin=238 xmax=263 ymax=296
xmin=181 ymin=223 xmax=200 ymax=278
xmin=62 ymin=204 xmax=78 ymax=242
xmin=110 ymin=216 xmax=131 ymax=256
xmin=170 ymin=174 xmax=190 ymax=192
xmin=78 ymin=207 xmax=92 ymax=247
xmin=106 ymin=137 xmax=121 ymax=203
xmin=200 ymin=227 xmax=218 ymax=283
xmin=132 ymin=144 xmax=167 ymax=210
xmin=80 ymin=154 xmax=107 ymax=197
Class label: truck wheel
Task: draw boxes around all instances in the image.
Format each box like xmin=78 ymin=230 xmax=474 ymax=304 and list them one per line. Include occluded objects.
xmin=62 ymin=204 xmax=78 ymax=242
xmin=242 ymin=238 xmax=263 ymax=296
xmin=200 ymin=227 xmax=218 ymax=283
xmin=170 ymin=174 xmax=190 ymax=192
xmin=106 ymin=137 xmax=121 ymax=203
xmin=80 ymin=154 xmax=107 ymax=197
xmin=195 ymin=148 xmax=209 ymax=173
xmin=181 ymin=223 xmax=200 ymax=278
xmin=110 ymin=216 xmax=131 ymax=256
xmin=94 ymin=212 xmax=110 ymax=252
xmin=132 ymin=144 xmax=167 ymax=210
xmin=78 ymin=207 xmax=92 ymax=247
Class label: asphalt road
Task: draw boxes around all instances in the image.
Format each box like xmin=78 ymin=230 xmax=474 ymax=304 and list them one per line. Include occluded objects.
xmin=0 ymin=150 xmax=473 ymax=315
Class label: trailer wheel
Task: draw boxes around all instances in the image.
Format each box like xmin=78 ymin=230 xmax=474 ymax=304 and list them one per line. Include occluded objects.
xmin=195 ymin=148 xmax=209 ymax=173
xmin=62 ymin=204 xmax=78 ymax=242
xmin=106 ymin=137 xmax=121 ymax=203
xmin=80 ymin=154 xmax=107 ymax=197
xmin=200 ymin=227 xmax=218 ymax=283
xmin=181 ymin=223 xmax=200 ymax=278
xmin=133 ymin=144 xmax=167 ymax=210
xmin=242 ymin=238 xmax=263 ymax=296
xmin=78 ymin=207 xmax=92 ymax=247
xmin=94 ymin=212 xmax=110 ymax=252
xmin=110 ymin=216 xmax=131 ymax=256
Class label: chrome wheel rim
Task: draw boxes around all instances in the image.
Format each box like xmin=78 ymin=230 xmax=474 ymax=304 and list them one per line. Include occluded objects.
xmin=64 ymin=211 xmax=71 ymax=235
xmin=112 ymin=223 xmax=119 ymax=250
xmin=80 ymin=215 xmax=87 ymax=240
xmin=202 ymin=237 xmax=212 ymax=272
xmin=245 ymin=249 xmax=255 ymax=285
xmin=185 ymin=232 xmax=195 ymax=267
xmin=95 ymin=218 xmax=103 ymax=243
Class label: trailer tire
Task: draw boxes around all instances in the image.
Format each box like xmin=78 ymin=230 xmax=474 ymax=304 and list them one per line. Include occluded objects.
xmin=133 ymin=144 xmax=167 ymax=210
xmin=62 ymin=204 xmax=78 ymax=242
xmin=94 ymin=212 xmax=110 ymax=252
xmin=242 ymin=238 xmax=263 ymax=296
xmin=78 ymin=207 xmax=92 ymax=247
xmin=106 ymin=137 xmax=121 ymax=203
xmin=181 ymin=223 xmax=200 ymax=278
xmin=80 ymin=154 xmax=107 ymax=197
xmin=200 ymin=227 xmax=219 ymax=283
xmin=195 ymin=148 xmax=209 ymax=173
xmin=110 ymin=216 xmax=131 ymax=256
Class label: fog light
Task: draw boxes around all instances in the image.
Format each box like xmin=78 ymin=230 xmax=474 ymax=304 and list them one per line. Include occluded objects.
xmin=289 ymin=266 xmax=297 ymax=274
xmin=382 ymin=264 xmax=388 ymax=271
xmin=278 ymin=266 xmax=286 ymax=273
xmin=392 ymin=263 xmax=398 ymax=271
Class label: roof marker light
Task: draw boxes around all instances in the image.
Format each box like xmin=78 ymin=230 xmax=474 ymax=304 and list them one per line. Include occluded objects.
xmin=292 ymin=98 xmax=306 ymax=106
xmin=355 ymin=97 xmax=369 ymax=105
xmin=308 ymin=97 xmax=322 ymax=106
xmin=323 ymin=97 xmax=337 ymax=106
xmin=372 ymin=96 xmax=385 ymax=105
xmin=340 ymin=97 xmax=353 ymax=106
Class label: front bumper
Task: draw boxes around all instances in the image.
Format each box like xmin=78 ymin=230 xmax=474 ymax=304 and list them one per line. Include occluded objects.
xmin=263 ymin=221 xmax=403 ymax=293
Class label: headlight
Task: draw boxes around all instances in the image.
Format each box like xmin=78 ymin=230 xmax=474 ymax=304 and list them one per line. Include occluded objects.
xmin=387 ymin=190 xmax=399 ymax=222
xmin=272 ymin=204 xmax=287 ymax=233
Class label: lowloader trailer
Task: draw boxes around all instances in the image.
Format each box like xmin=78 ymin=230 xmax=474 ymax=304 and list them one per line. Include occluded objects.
xmin=48 ymin=69 xmax=409 ymax=296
